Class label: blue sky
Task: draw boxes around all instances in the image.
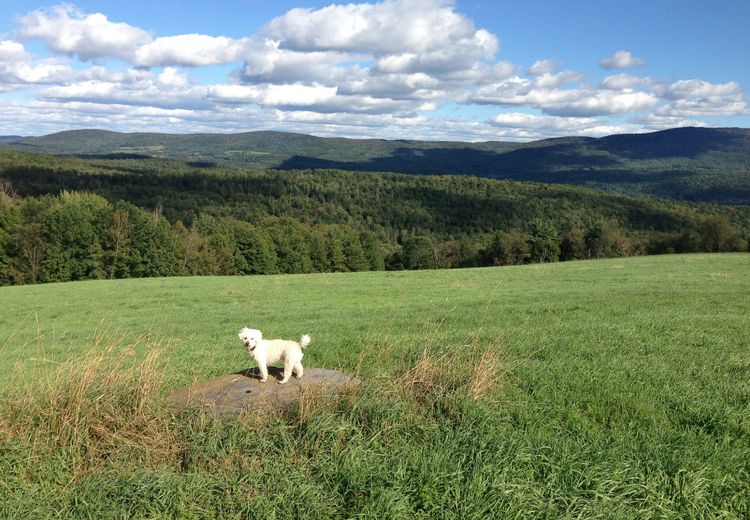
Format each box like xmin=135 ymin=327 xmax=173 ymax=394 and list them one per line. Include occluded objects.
xmin=0 ymin=0 xmax=747 ymax=140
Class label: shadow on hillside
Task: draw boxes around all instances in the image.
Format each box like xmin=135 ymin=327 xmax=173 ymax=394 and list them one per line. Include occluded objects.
xmin=74 ymin=153 xmax=154 ymax=160
xmin=595 ymin=128 xmax=747 ymax=160
xmin=277 ymin=144 xmax=623 ymax=177
xmin=186 ymin=160 xmax=217 ymax=168
xmin=539 ymin=168 xmax=701 ymax=185
xmin=278 ymin=146 xmax=502 ymax=175
xmin=275 ymin=145 xmax=704 ymax=191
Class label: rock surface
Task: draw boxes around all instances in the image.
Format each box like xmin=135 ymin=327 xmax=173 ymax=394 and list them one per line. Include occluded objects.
xmin=167 ymin=367 xmax=357 ymax=414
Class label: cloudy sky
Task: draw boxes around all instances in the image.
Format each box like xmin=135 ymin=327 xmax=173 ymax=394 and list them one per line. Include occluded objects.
xmin=0 ymin=0 xmax=748 ymax=140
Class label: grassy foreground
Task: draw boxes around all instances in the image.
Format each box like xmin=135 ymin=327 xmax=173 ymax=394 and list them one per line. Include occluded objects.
xmin=1 ymin=254 xmax=749 ymax=518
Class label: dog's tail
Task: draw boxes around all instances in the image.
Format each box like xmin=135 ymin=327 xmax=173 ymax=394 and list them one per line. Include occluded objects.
xmin=300 ymin=334 xmax=311 ymax=349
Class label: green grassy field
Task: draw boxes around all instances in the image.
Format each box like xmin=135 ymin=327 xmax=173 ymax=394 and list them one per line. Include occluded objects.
xmin=1 ymin=254 xmax=749 ymax=518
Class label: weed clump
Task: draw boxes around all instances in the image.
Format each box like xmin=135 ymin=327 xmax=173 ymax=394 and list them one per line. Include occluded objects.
xmin=397 ymin=335 xmax=510 ymax=405
xmin=1 ymin=330 xmax=179 ymax=475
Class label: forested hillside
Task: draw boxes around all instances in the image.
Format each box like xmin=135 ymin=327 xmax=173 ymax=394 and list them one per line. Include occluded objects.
xmin=3 ymin=127 xmax=750 ymax=203
xmin=1 ymin=150 xmax=747 ymax=285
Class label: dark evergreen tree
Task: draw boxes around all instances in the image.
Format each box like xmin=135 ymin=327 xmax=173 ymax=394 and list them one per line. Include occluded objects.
xmin=264 ymin=217 xmax=313 ymax=274
xmin=231 ymin=219 xmax=278 ymax=275
xmin=528 ymin=219 xmax=560 ymax=263
xmin=360 ymin=231 xmax=385 ymax=271
xmin=0 ymin=188 xmax=22 ymax=284
xmin=41 ymin=192 xmax=109 ymax=282
xmin=401 ymin=236 xmax=436 ymax=270
xmin=484 ymin=230 xmax=530 ymax=266
xmin=560 ymin=228 xmax=586 ymax=261
xmin=699 ymin=216 xmax=746 ymax=252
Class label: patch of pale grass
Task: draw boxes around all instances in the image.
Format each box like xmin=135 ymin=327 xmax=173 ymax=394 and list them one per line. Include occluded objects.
xmin=465 ymin=339 xmax=509 ymax=401
xmin=397 ymin=331 xmax=513 ymax=405
xmin=292 ymin=379 xmax=360 ymax=425
xmin=0 ymin=328 xmax=179 ymax=475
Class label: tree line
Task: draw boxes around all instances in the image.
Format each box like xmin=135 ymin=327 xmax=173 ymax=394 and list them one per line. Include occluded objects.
xmin=1 ymin=187 xmax=746 ymax=286
xmin=0 ymin=190 xmax=386 ymax=285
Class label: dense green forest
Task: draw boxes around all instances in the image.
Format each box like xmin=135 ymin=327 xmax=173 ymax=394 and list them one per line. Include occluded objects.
xmin=3 ymin=127 xmax=750 ymax=203
xmin=1 ymin=149 xmax=748 ymax=285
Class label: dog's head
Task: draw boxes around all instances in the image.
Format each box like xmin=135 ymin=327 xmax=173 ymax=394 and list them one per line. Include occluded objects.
xmin=238 ymin=327 xmax=262 ymax=352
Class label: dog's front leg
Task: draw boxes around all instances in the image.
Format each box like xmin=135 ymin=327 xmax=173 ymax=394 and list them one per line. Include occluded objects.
xmin=259 ymin=362 xmax=268 ymax=383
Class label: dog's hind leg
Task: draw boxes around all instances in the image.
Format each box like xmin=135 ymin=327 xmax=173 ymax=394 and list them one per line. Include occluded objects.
xmin=279 ymin=362 xmax=294 ymax=384
xmin=293 ymin=362 xmax=303 ymax=379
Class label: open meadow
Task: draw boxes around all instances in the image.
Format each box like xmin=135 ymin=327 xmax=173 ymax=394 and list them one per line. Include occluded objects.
xmin=1 ymin=253 xmax=749 ymax=518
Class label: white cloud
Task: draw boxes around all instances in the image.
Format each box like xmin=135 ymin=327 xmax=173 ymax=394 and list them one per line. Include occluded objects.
xmin=0 ymin=98 xmax=432 ymax=139
xmin=340 ymin=72 xmax=442 ymax=100
xmin=206 ymin=83 xmax=339 ymax=108
xmin=536 ymin=90 xmax=657 ymax=117
xmin=527 ymin=59 xmax=557 ymax=76
xmin=490 ymin=112 xmax=595 ymax=130
xmin=532 ymin=70 xmax=583 ymax=89
xmin=0 ymin=39 xmax=74 ymax=89
xmin=337 ymin=59 xmax=516 ymax=102
xmin=7 ymin=60 xmax=73 ymax=85
xmin=39 ymin=72 xmax=210 ymax=110
xmin=238 ymin=44 xmax=359 ymax=85
xmin=471 ymin=73 xmax=659 ymax=117
xmin=372 ymin=39 xmax=497 ymax=76
xmin=488 ymin=112 xmax=634 ymax=137
xmin=661 ymin=79 xmax=742 ymax=100
xmin=250 ymin=0 xmax=504 ymax=102
xmin=135 ymin=35 xmax=254 ymax=67
xmin=655 ymin=99 xmax=746 ymax=118
xmin=599 ymin=50 xmax=646 ymax=70
xmin=17 ymin=5 xmax=151 ymax=61
xmin=635 ymin=113 xmax=710 ymax=130
xmin=38 ymin=69 xmax=413 ymax=116
xmin=652 ymin=79 xmax=746 ymax=118
xmin=0 ymin=40 xmax=29 ymax=61
xmin=262 ymin=0 xmax=496 ymax=57
xmin=600 ymin=73 xmax=654 ymax=90
xmin=158 ymin=67 xmax=189 ymax=88
xmin=295 ymin=94 xmax=418 ymax=115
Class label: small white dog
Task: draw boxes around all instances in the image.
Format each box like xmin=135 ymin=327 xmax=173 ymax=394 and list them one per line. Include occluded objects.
xmin=237 ymin=328 xmax=311 ymax=384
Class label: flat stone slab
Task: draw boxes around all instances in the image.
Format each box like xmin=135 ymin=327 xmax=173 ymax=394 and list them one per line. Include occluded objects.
xmin=167 ymin=367 xmax=357 ymax=415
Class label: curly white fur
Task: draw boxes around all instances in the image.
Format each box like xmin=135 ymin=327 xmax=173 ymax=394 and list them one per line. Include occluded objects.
xmin=237 ymin=327 xmax=311 ymax=384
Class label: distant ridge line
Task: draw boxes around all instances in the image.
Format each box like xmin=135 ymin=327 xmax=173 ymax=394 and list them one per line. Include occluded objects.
xmin=2 ymin=126 xmax=749 ymax=204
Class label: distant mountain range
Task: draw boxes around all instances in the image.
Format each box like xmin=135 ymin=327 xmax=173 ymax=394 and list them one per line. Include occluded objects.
xmin=3 ymin=127 xmax=749 ymax=203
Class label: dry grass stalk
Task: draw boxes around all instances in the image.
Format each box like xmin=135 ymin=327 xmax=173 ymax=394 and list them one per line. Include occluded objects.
xmin=397 ymin=332 xmax=510 ymax=404
xmin=0 ymin=328 xmax=180 ymax=474
xmin=464 ymin=339 xmax=508 ymax=401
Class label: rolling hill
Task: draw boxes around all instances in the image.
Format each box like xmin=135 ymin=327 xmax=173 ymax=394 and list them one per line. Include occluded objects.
xmin=2 ymin=148 xmax=748 ymax=242
xmin=3 ymin=127 xmax=750 ymax=203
